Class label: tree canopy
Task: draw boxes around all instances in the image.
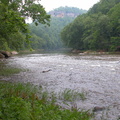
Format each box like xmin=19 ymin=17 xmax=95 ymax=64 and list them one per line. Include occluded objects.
xmin=61 ymin=0 xmax=120 ymax=51
xmin=0 ymin=0 xmax=50 ymax=51
xmin=28 ymin=7 xmax=86 ymax=50
xmin=29 ymin=17 xmax=74 ymax=50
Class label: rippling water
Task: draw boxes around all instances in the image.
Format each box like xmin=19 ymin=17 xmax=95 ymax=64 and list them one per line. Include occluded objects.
xmin=2 ymin=53 xmax=120 ymax=120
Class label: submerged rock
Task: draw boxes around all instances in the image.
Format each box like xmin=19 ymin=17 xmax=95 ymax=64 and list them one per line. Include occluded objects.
xmin=93 ymin=106 xmax=106 ymax=112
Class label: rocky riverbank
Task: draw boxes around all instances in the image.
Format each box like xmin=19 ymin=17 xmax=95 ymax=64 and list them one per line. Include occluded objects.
xmin=0 ymin=51 xmax=18 ymax=58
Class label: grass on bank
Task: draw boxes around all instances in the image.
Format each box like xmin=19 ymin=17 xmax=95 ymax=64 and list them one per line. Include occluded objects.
xmin=59 ymin=88 xmax=87 ymax=102
xmin=0 ymin=82 xmax=93 ymax=120
xmin=0 ymin=67 xmax=22 ymax=76
xmin=0 ymin=61 xmax=22 ymax=76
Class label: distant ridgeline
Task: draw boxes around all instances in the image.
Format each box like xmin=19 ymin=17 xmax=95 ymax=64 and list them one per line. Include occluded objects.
xmin=48 ymin=6 xmax=87 ymax=18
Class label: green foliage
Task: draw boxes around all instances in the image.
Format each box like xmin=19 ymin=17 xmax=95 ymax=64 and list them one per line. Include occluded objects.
xmin=29 ymin=17 xmax=75 ymax=50
xmin=0 ymin=82 xmax=92 ymax=120
xmin=61 ymin=0 xmax=120 ymax=51
xmin=108 ymin=3 xmax=120 ymax=37
xmin=0 ymin=82 xmax=36 ymax=120
xmin=88 ymin=0 xmax=116 ymax=14
xmin=0 ymin=97 xmax=31 ymax=120
xmin=0 ymin=67 xmax=22 ymax=76
xmin=0 ymin=61 xmax=22 ymax=76
xmin=0 ymin=2 xmax=27 ymax=50
xmin=110 ymin=37 xmax=120 ymax=51
xmin=28 ymin=7 xmax=87 ymax=50
xmin=59 ymin=88 xmax=87 ymax=101
xmin=0 ymin=0 xmax=50 ymax=51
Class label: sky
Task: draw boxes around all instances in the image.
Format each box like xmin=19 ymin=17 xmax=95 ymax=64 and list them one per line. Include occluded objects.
xmin=40 ymin=0 xmax=100 ymax=12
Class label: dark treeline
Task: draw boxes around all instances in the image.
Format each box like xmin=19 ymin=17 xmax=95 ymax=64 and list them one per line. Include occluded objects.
xmin=61 ymin=0 xmax=120 ymax=51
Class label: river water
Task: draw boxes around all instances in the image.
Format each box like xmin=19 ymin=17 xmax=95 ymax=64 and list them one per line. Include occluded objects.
xmin=2 ymin=53 xmax=120 ymax=120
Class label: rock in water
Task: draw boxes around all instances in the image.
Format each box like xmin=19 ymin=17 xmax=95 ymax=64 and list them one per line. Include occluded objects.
xmin=0 ymin=51 xmax=11 ymax=58
xmin=11 ymin=51 xmax=18 ymax=55
xmin=93 ymin=106 xmax=105 ymax=112
xmin=0 ymin=53 xmax=5 ymax=58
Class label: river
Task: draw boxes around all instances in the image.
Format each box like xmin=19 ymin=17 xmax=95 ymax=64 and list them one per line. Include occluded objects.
xmin=1 ymin=53 xmax=120 ymax=120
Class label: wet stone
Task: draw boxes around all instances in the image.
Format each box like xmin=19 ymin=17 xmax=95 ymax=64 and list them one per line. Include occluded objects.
xmin=93 ymin=106 xmax=106 ymax=112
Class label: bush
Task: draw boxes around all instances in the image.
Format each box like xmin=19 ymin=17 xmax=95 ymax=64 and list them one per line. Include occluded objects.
xmin=0 ymin=97 xmax=31 ymax=120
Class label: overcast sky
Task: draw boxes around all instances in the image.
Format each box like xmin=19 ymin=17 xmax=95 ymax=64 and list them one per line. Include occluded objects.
xmin=40 ymin=0 xmax=100 ymax=12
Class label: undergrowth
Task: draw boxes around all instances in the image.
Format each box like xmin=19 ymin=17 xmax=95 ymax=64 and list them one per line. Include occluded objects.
xmin=0 ymin=61 xmax=22 ymax=76
xmin=0 ymin=67 xmax=22 ymax=76
xmin=0 ymin=82 xmax=93 ymax=120
xmin=59 ymin=88 xmax=87 ymax=101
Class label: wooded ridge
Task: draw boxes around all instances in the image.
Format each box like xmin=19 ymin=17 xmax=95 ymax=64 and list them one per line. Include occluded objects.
xmin=61 ymin=0 xmax=120 ymax=52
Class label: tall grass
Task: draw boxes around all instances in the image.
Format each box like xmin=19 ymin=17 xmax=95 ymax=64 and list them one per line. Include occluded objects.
xmin=59 ymin=88 xmax=87 ymax=102
xmin=0 ymin=61 xmax=22 ymax=76
xmin=0 ymin=82 xmax=93 ymax=120
xmin=0 ymin=67 xmax=22 ymax=76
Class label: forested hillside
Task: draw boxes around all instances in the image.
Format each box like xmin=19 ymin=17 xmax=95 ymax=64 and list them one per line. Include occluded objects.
xmin=29 ymin=7 xmax=86 ymax=50
xmin=61 ymin=0 xmax=120 ymax=51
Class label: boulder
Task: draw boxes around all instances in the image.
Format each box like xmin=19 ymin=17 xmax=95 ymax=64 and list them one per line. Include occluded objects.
xmin=0 ymin=51 xmax=11 ymax=58
xmin=0 ymin=53 xmax=5 ymax=58
xmin=11 ymin=51 xmax=18 ymax=55
xmin=93 ymin=106 xmax=105 ymax=112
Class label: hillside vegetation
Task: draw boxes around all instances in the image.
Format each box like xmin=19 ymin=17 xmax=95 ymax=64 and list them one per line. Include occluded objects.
xmin=61 ymin=0 xmax=120 ymax=51
xmin=29 ymin=7 xmax=86 ymax=50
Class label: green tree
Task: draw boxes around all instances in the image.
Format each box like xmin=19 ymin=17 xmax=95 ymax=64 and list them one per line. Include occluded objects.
xmin=61 ymin=15 xmax=86 ymax=49
xmin=108 ymin=3 xmax=120 ymax=50
xmin=0 ymin=0 xmax=50 ymax=50
xmin=61 ymin=0 xmax=120 ymax=51
xmin=90 ymin=14 xmax=112 ymax=51
xmin=29 ymin=16 xmax=76 ymax=50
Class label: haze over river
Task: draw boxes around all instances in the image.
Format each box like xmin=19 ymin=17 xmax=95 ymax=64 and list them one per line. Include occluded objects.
xmin=2 ymin=53 xmax=120 ymax=120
